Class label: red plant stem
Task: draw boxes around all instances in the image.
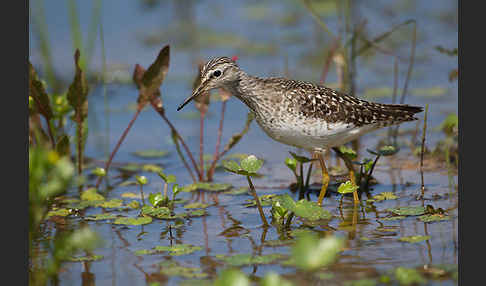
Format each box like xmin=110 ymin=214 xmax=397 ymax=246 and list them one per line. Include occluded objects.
xmin=199 ymin=111 xmax=205 ymax=181
xmin=150 ymin=99 xmax=201 ymax=180
xmin=207 ymin=101 xmax=226 ymax=181
xmin=95 ymin=106 xmax=142 ymax=188
xmin=246 ymin=176 xmax=269 ymax=227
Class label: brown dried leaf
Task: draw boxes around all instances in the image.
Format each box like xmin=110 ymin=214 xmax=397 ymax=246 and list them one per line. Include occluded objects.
xmin=138 ymin=45 xmax=170 ymax=105
xmin=29 ymin=62 xmax=53 ymax=119
xmin=133 ymin=64 xmax=146 ymax=89
xmin=67 ymin=49 xmax=89 ymax=122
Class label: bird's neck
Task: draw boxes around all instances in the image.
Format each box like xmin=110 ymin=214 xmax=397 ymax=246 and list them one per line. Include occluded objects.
xmin=224 ymin=70 xmax=263 ymax=113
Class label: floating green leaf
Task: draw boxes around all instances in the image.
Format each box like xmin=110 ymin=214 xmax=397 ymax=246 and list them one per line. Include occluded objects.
xmin=91 ymin=167 xmax=106 ymax=177
xmin=214 ymin=269 xmax=249 ymax=286
xmin=113 ymin=216 xmax=152 ymax=226
xmin=388 ymin=206 xmax=426 ymax=216
xmin=132 ymin=149 xmax=169 ymax=159
xmin=141 ymin=205 xmax=171 ymax=218
xmin=84 ymin=213 xmax=118 ymax=221
xmin=276 ymin=194 xmax=332 ymax=221
xmin=394 ymin=267 xmax=426 ymax=285
xmin=46 ymin=208 xmax=70 ymax=218
xmin=183 ymin=202 xmax=209 ymax=209
xmin=180 ymin=182 xmax=231 ymax=192
xmin=135 ymin=244 xmax=202 ymax=256
xmin=98 ymin=199 xmax=123 ymax=209
xmin=261 ymin=272 xmax=294 ymax=286
xmin=66 ymin=255 xmax=104 ymax=262
xmin=223 ymin=187 xmax=249 ymax=195
xmin=244 ymin=194 xmax=277 ymax=207
xmin=81 ymin=188 xmax=105 ymax=201
xmin=159 ymin=260 xmax=207 ymax=279
xmin=367 ymin=192 xmax=398 ymax=202
xmin=381 ymin=216 xmax=406 ymax=221
xmin=419 ymin=214 xmax=450 ymax=223
xmin=215 ymin=253 xmax=284 ymax=267
xmin=121 ymin=192 xmax=140 ymax=198
xmin=338 ymin=181 xmax=358 ymax=194
xmin=126 ymin=200 xmax=140 ymax=209
xmin=291 ymin=232 xmax=344 ymax=271
xmin=141 ymin=164 xmax=164 ymax=173
xmin=399 ymin=235 xmax=431 ymax=243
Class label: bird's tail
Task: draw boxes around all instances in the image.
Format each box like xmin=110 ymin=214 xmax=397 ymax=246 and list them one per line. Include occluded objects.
xmin=377 ymin=103 xmax=424 ymax=123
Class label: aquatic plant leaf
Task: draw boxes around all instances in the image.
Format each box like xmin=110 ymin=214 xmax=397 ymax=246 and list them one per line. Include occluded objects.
xmin=121 ymin=192 xmax=140 ymax=198
xmin=135 ymin=175 xmax=148 ymax=185
xmin=399 ymin=235 xmax=431 ymax=243
xmin=285 ymin=157 xmax=297 ymax=172
xmin=224 ymin=187 xmax=249 ymax=195
xmin=338 ymin=146 xmax=357 ymax=159
xmin=29 ymin=62 xmax=53 ymax=119
xmin=289 ymin=151 xmax=315 ymax=163
xmin=418 ymin=214 xmax=450 ymax=223
xmin=135 ymin=244 xmax=202 ymax=256
xmin=46 ymin=208 xmax=70 ymax=218
xmin=142 ymin=164 xmax=164 ymax=173
xmin=378 ymin=145 xmax=400 ymax=156
xmin=381 ymin=216 xmax=406 ymax=221
xmin=149 ymin=192 xmax=165 ymax=207
xmin=159 ymin=260 xmax=208 ymax=279
xmin=91 ymin=167 xmax=106 ymax=177
xmin=188 ymin=209 xmax=207 ymax=217
xmin=66 ymin=254 xmax=103 ymax=262
xmin=132 ymin=149 xmax=169 ymax=159
xmin=138 ymin=45 xmax=170 ymax=105
xmin=183 ymin=202 xmax=209 ymax=209
xmin=367 ymin=192 xmax=398 ymax=202
xmin=394 ymin=267 xmax=426 ymax=285
xmin=98 ymin=199 xmax=123 ymax=209
xmin=343 ymin=279 xmax=377 ymax=286
xmin=180 ymin=182 xmax=231 ymax=192
xmin=141 ymin=205 xmax=171 ymax=218
xmin=113 ymin=216 xmax=152 ymax=225
xmin=291 ymin=232 xmax=344 ymax=271
xmin=388 ymin=206 xmax=426 ymax=216
xmin=439 ymin=113 xmax=458 ymax=136
xmin=276 ymin=194 xmax=331 ymax=221
xmin=126 ymin=200 xmax=140 ymax=209
xmin=84 ymin=213 xmax=118 ymax=221
xmin=67 ymin=50 xmax=89 ymax=121
xmin=222 ymin=160 xmax=241 ymax=173
xmin=215 ymin=253 xmax=284 ymax=267
xmin=157 ymin=171 xmax=176 ymax=184
xmin=244 ymin=194 xmax=277 ymax=207
xmin=338 ymin=181 xmax=358 ymax=194
xmin=240 ymin=155 xmax=263 ymax=173
xmin=81 ymin=188 xmax=105 ymax=201
xmin=214 ymin=269 xmax=249 ymax=286
xmin=261 ymin=272 xmax=294 ymax=286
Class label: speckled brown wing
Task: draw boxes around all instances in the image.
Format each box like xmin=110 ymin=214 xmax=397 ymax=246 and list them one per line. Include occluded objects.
xmin=282 ymin=79 xmax=423 ymax=127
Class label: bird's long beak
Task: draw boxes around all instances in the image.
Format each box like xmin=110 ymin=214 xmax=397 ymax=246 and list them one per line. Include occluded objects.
xmin=177 ymin=82 xmax=206 ymax=111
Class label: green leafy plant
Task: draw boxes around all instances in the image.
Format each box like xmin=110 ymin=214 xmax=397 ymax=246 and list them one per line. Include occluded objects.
xmin=135 ymin=175 xmax=148 ymax=206
xmin=224 ymin=155 xmax=269 ymax=226
xmin=290 ymin=232 xmax=344 ymax=271
xmin=285 ymin=151 xmax=317 ymax=196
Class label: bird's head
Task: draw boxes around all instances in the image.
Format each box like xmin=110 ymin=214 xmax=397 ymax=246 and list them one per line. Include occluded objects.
xmin=177 ymin=56 xmax=240 ymax=111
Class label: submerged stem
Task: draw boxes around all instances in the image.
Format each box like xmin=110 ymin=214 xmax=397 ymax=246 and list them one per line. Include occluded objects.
xmin=420 ymin=104 xmax=429 ymax=198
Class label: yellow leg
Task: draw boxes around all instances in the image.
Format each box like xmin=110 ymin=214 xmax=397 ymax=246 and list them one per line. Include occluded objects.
xmin=317 ymin=153 xmax=330 ymax=206
xmin=337 ymin=151 xmax=360 ymax=204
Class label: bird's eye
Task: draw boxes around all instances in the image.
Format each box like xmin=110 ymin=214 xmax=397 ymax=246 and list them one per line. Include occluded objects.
xmin=213 ymin=70 xmax=222 ymax=77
